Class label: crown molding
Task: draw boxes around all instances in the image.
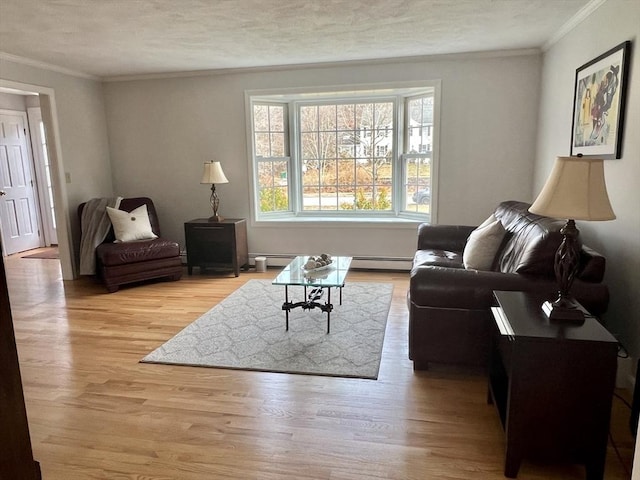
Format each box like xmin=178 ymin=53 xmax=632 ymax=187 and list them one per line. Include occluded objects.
xmin=102 ymin=48 xmax=541 ymax=83
xmin=0 ymin=52 xmax=99 ymax=81
xmin=542 ymin=0 xmax=608 ymax=51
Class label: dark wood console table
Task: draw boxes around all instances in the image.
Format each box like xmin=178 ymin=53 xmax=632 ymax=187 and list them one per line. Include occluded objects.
xmin=488 ymin=291 xmax=617 ymax=480
xmin=184 ymin=218 xmax=248 ymax=276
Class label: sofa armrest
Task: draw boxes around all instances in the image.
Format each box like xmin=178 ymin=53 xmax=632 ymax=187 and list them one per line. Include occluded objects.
xmin=410 ymin=266 xmax=609 ymax=314
xmin=579 ymin=245 xmax=606 ymax=283
xmin=417 ymin=224 xmax=476 ymax=252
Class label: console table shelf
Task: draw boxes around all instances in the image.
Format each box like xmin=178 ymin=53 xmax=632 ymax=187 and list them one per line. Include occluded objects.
xmin=489 ymin=291 xmax=618 ymax=480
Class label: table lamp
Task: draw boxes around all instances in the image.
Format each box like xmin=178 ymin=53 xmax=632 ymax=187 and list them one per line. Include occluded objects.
xmin=201 ymin=161 xmax=229 ymax=222
xmin=529 ymin=156 xmax=615 ymax=322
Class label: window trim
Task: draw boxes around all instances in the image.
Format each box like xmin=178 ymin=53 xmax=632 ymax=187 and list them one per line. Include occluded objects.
xmin=245 ymin=80 xmax=441 ymax=225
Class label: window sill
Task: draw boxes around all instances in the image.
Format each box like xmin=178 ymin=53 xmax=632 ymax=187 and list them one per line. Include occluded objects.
xmin=252 ymin=215 xmax=428 ymax=229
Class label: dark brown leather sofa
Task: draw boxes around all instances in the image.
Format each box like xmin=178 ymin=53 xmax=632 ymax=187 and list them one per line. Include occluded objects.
xmin=79 ymin=197 xmax=183 ymax=292
xmin=408 ymin=200 xmax=609 ymax=370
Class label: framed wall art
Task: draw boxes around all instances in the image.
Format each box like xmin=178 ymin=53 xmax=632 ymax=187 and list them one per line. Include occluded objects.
xmin=570 ymin=40 xmax=631 ymax=159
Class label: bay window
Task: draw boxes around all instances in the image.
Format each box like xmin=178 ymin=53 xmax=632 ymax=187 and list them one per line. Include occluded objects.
xmin=248 ymin=82 xmax=439 ymax=222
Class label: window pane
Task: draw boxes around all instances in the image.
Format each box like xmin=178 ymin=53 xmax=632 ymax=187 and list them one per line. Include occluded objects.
xmin=374 ymin=102 xmax=393 ymax=128
xmin=318 ymin=105 xmax=336 ymax=130
xmin=374 ymin=186 xmax=392 ymax=211
xmin=405 ymin=156 xmax=431 ymax=214
xmin=258 ymin=161 xmax=274 ymax=186
xmin=254 ymin=103 xmax=288 ymax=158
xmin=407 ymin=96 xmax=434 ymax=154
xmin=301 ymin=132 xmax=318 ymax=160
xmin=302 ymin=186 xmax=320 ymax=211
xmin=319 ymin=186 xmax=338 ymax=210
xmin=272 ymin=160 xmax=288 ymax=187
xmin=258 ymin=160 xmax=289 ymax=212
xmin=338 ymin=191 xmax=354 ymax=210
xmin=337 ymin=159 xmax=355 ymax=187
xmin=317 ymin=131 xmax=337 ymax=159
xmin=253 ymin=105 xmax=269 ymax=131
xmin=270 ymin=133 xmax=285 ymax=157
xmin=355 ymin=103 xmax=373 ymax=131
xmin=355 ymin=161 xmax=373 ymax=186
xmin=269 ymin=105 xmax=284 ymax=131
xmin=260 ymin=186 xmax=289 ymax=212
xmin=255 ymin=133 xmax=270 ymax=157
xmin=338 ymin=132 xmax=355 ymax=157
xmin=300 ymin=105 xmax=318 ymax=132
xmin=337 ymin=104 xmax=355 ymax=130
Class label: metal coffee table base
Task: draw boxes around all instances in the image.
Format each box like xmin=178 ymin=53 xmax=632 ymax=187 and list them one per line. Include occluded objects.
xmin=282 ymin=285 xmax=343 ymax=334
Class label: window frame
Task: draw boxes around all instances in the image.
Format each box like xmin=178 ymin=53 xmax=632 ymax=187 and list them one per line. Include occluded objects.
xmin=245 ymin=81 xmax=440 ymax=225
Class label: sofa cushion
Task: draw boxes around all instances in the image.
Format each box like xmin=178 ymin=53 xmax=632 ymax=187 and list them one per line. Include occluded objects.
xmin=107 ymin=204 xmax=158 ymax=243
xmin=494 ymin=200 xmax=564 ymax=276
xmin=97 ymin=238 xmax=180 ymax=267
xmin=463 ymin=217 xmax=506 ymax=271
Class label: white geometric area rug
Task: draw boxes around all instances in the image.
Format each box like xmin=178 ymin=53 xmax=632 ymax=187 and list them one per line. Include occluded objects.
xmin=141 ymin=279 xmax=393 ymax=380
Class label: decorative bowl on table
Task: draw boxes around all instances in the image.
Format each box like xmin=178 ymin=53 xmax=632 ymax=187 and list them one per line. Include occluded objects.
xmin=302 ymin=254 xmax=334 ymax=273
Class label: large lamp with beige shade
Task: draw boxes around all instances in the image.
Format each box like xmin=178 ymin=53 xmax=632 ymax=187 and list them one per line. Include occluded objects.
xmin=201 ymin=161 xmax=229 ymax=222
xmin=529 ymin=156 xmax=615 ymax=322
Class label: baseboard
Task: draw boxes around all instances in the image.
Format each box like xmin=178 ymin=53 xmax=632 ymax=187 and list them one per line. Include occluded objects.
xmin=179 ymin=251 xmax=412 ymax=271
xmin=248 ymin=253 xmax=412 ymax=271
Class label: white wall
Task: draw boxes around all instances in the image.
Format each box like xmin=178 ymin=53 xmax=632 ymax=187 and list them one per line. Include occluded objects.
xmin=535 ymin=0 xmax=640 ymax=360
xmin=103 ymin=52 xmax=541 ymax=260
xmin=0 ymin=92 xmax=27 ymax=110
xmin=0 ymin=59 xmax=114 ymax=267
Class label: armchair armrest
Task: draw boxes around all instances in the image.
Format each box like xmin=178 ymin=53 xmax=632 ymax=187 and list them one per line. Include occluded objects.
xmin=417 ymin=224 xmax=477 ymax=252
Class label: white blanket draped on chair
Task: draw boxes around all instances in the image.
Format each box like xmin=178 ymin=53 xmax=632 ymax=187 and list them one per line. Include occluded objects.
xmin=79 ymin=197 xmax=122 ymax=275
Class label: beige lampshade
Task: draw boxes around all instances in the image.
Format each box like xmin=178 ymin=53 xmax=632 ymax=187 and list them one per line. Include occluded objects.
xmin=200 ymin=161 xmax=229 ymax=184
xmin=529 ymin=156 xmax=615 ymax=221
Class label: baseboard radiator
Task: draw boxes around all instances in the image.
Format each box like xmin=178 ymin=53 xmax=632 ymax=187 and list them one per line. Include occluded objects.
xmin=178 ymin=251 xmax=412 ymax=271
xmin=249 ymin=253 xmax=412 ymax=271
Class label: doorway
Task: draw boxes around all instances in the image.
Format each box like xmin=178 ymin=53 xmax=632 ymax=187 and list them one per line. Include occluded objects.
xmin=0 ymin=80 xmax=75 ymax=280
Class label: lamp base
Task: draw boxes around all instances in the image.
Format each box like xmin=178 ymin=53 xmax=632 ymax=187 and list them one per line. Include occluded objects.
xmin=541 ymin=298 xmax=585 ymax=323
xmin=208 ymin=215 xmax=224 ymax=222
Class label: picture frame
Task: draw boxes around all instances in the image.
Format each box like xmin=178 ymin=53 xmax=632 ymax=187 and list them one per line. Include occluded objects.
xmin=570 ymin=41 xmax=631 ymax=159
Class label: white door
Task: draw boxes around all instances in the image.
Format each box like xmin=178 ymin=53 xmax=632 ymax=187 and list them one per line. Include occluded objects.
xmin=0 ymin=110 xmax=42 ymax=255
xmin=27 ymin=107 xmax=57 ymax=245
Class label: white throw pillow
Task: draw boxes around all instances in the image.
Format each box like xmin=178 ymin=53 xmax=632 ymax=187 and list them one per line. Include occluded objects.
xmin=463 ymin=218 xmax=506 ymax=271
xmin=106 ymin=204 xmax=158 ymax=243
xmin=477 ymin=214 xmax=497 ymax=229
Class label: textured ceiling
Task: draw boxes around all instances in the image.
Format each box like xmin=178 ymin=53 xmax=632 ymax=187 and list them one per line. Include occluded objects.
xmin=0 ymin=0 xmax=593 ymax=79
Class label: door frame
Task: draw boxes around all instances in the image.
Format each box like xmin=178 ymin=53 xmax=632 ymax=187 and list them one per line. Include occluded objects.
xmin=0 ymin=80 xmax=75 ymax=280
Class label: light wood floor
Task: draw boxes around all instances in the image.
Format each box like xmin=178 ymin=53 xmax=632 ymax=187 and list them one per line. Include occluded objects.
xmin=5 ymin=251 xmax=636 ymax=479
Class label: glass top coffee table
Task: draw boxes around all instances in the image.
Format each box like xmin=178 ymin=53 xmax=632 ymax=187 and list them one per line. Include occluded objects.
xmin=272 ymin=256 xmax=352 ymax=333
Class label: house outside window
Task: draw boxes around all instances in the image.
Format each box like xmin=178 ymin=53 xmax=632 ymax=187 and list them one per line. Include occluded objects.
xmin=248 ymin=82 xmax=439 ymax=222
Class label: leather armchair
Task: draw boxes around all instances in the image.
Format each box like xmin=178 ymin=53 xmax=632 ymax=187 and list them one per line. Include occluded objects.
xmin=78 ymin=197 xmax=183 ymax=292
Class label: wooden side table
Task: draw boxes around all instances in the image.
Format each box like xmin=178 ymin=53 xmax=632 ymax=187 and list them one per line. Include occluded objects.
xmin=184 ymin=218 xmax=248 ymax=276
xmin=488 ymin=290 xmax=618 ymax=480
